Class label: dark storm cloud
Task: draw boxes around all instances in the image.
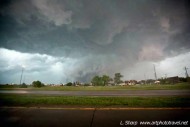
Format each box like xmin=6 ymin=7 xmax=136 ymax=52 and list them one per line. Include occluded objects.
xmin=0 ymin=0 xmax=190 ymax=83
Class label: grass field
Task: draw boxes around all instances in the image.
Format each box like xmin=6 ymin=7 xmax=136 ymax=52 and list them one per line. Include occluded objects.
xmin=0 ymin=83 xmax=190 ymax=91
xmin=0 ymin=94 xmax=190 ymax=108
xmin=1 ymin=83 xmax=189 ymax=107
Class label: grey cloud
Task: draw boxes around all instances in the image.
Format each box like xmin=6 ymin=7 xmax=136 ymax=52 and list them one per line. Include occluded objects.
xmin=0 ymin=0 xmax=190 ymax=83
xmin=32 ymin=0 xmax=72 ymax=26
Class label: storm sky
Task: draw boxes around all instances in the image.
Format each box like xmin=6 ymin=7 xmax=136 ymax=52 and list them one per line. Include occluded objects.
xmin=0 ymin=0 xmax=190 ymax=84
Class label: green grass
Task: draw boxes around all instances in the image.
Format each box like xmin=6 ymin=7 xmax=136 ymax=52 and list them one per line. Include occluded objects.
xmin=1 ymin=83 xmax=190 ymax=91
xmin=1 ymin=94 xmax=190 ymax=107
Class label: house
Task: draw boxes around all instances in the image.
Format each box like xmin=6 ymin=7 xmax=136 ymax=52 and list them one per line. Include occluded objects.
xmin=118 ymin=82 xmax=126 ymax=86
xmin=154 ymin=80 xmax=160 ymax=84
xmin=167 ymin=76 xmax=179 ymax=84
xmin=124 ymin=80 xmax=137 ymax=85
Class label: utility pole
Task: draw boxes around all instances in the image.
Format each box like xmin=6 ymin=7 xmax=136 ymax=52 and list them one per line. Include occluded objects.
xmin=19 ymin=67 xmax=24 ymax=85
xmin=153 ymin=64 xmax=157 ymax=80
xmin=184 ymin=66 xmax=189 ymax=78
xmin=144 ymin=73 xmax=147 ymax=84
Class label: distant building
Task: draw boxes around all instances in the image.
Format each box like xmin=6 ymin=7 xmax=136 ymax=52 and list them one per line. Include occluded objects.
xmin=167 ymin=76 xmax=179 ymax=84
xmin=154 ymin=80 xmax=160 ymax=84
xmin=118 ymin=82 xmax=126 ymax=86
xmin=124 ymin=80 xmax=137 ymax=85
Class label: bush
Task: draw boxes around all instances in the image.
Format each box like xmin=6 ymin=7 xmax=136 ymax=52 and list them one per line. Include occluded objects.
xmin=32 ymin=80 xmax=44 ymax=88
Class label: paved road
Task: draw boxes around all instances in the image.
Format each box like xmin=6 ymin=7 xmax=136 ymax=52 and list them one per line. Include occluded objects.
xmin=0 ymin=107 xmax=189 ymax=127
xmin=0 ymin=90 xmax=190 ymax=96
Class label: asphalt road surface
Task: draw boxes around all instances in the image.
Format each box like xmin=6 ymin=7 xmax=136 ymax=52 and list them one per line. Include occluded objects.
xmin=0 ymin=90 xmax=190 ymax=96
xmin=0 ymin=107 xmax=189 ymax=127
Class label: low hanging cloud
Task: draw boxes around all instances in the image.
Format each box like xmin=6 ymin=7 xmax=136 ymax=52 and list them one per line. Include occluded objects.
xmin=0 ymin=48 xmax=79 ymax=83
xmin=0 ymin=48 xmax=128 ymax=83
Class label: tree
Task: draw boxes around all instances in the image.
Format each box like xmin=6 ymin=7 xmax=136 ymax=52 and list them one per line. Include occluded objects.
xmin=32 ymin=80 xmax=44 ymax=88
xmin=102 ymin=75 xmax=110 ymax=86
xmin=187 ymin=77 xmax=190 ymax=83
xmin=109 ymin=78 xmax=114 ymax=86
xmin=65 ymin=82 xmax=73 ymax=86
xmin=179 ymin=77 xmax=187 ymax=82
xmin=114 ymin=73 xmax=123 ymax=85
xmin=159 ymin=78 xmax=167 ymax=84
xmin=91 ymin=76 xmax=104 ymax=86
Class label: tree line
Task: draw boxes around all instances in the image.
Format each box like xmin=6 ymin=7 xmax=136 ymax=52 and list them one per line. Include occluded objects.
xmin=91 ymin=73 xmax=123 ymax=86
